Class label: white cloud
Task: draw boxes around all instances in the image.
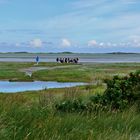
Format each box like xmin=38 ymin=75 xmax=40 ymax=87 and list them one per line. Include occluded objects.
xmin=15 ymin=43 xmax=20 ymax=47
xmin=30 ymin=38 xmax=43 ymax=48
xmin=32 ymin=0 xmax=140 ymax=50
xmin=61 ymin=38 xmax=71 ymax=47
xmin=99 ymin=42 xmax=104 ymax=47
xmin=88 ymin=40 xmax=97 ymax=47
xmin=90 ymin=41 xmax=119 ymax=48
xmin=97 ymin=42 xmax=112 ymax=48
xmin=129 ymin=35 xmax=140 ymax=47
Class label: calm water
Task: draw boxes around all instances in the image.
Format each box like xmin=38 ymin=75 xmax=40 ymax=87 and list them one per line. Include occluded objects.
xmin=0 ymin=81 xmax=85 ymax=93
xmin=0 ymin=53 xmax=140 ymax=63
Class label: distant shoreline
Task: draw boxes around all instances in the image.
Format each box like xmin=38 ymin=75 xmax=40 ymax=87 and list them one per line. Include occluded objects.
xmin=0 ymin=52 xmax=139 ymax=55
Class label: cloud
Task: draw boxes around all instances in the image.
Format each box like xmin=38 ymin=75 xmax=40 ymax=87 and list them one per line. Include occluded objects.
xmin=0 ymin=0 xmax=140 ymax=52
xmin=43 ymin=0 xmax=140 ymax=45
xmin=87 ymin=41 xmax=125 ymax=48
xmin=15 ymin=43 xmax=20 ymax=47
xmin=129 ymin=35 xmax=140 ymax=47
xmin=61 ymin=38 xmax=71 ymax=47
xmin=99 ymin=42 xmax=104 ymax=47
xmin=88 ymin=40 xmax=97 ymax=47
xmin=30 ymin=38 xmax=43 ymax=48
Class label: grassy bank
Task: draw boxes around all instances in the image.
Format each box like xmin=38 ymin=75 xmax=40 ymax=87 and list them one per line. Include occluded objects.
xmin=0 ymin=62 xmax=76 ymax=81
xmin=32 ymin=63 xmax=140 ymax=82
xmin=1 ymin=62 xmax=140 ymax=82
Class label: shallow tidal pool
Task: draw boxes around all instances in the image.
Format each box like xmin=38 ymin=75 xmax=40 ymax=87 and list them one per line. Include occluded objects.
xmin=0 ymin=81 xmax=85 ymax=93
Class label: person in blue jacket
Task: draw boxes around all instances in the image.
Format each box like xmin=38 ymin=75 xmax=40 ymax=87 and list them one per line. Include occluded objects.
xmin=36 ymin=56 xmax=39 ymax=65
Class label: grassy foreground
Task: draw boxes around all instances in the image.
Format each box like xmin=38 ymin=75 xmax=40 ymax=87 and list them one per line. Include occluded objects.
xmin=0 ymin=91 xmax=140 ymax=140
xmin=0 ymin=62 xmax=140 ymax=139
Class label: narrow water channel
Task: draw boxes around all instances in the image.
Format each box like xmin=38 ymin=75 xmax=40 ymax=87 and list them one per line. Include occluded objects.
xmin=0 ymin=81 xmax=85 ymax=93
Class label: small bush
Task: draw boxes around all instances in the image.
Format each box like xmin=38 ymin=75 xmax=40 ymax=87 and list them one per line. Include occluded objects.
xmin=55 ymin=99 xmax=86 ymax=112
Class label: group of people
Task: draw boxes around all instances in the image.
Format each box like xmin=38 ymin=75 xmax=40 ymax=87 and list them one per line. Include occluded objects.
xmin=56 ymin=57 xmax=79 ymax=64
xmin=35 ymin=56 xmax=79 ymax=64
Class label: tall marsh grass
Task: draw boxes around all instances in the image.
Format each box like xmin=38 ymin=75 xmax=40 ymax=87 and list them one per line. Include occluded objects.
xmin=0 ymin=100 xmax=140 ymax=140
xmin=0 ymin=86 xmax=140 ymax=140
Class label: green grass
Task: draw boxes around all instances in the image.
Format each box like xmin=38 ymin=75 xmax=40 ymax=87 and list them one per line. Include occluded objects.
xmin=0 ymin=93 xmax=140 ymax=140
xmin=0 ymin=62 xmax=33 ymax=81
xmin=32 ymin=67 xmax=90 ymax=82
xmin=0 ymin=62 xmax=76 ymax=81
xmin=0 ymin=62 xmax=140 ymax=139
xmin=32 ymin=63 xmax=140 ymax=82
xmin=1 ymin=62 xmax=140 ymax=82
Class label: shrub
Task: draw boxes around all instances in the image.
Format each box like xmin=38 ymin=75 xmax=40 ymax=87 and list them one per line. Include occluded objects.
xmin=55 ymin=99 xmax=86 ymax=112
xmin=55 ymin=71 xmax=140 ymax=112
xmin=101 ymin=71 xmax=140 ymax=110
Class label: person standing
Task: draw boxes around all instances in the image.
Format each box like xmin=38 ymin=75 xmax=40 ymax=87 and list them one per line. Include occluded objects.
xmin=36 ymin=56 xmax=39 ymax=65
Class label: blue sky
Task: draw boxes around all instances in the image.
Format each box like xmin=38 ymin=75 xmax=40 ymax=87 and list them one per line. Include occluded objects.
xmin=0 ymin=0 xmax=140 ymax=52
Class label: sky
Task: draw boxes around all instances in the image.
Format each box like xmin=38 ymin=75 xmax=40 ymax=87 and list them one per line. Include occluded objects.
xmin=0 ymin=0 xmax=140 ymax=53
